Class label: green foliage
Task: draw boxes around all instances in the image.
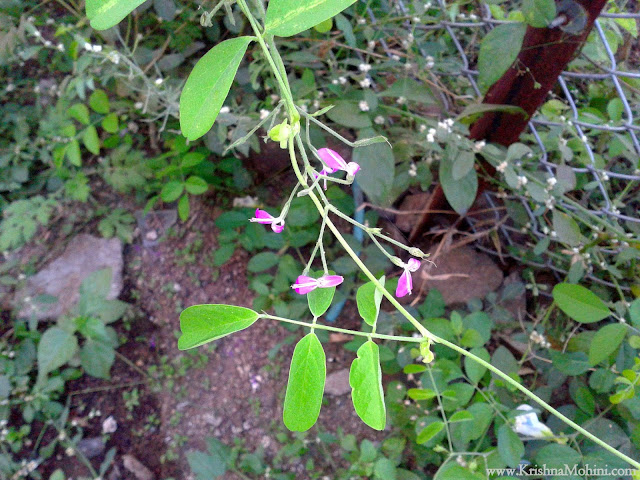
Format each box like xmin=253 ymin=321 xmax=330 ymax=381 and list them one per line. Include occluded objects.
xmin=350 ymin=341 xmax=386 ymax=430
xmin=178 ymin=304 xmax=260 ymax=350
xmin=86 ymin=0 xmax=148 ymax=30
xmin=265 ymin=0 xmax=357 ymax=37
xmin=356 ymin=277 xmax=384 ymax=327
xmin=0 ymin=196 xmax=55 ymax=250
xmin=552 ymin=283 xmax=611 ymax=324
xmin=522 ymin=0 xmax=556 ymax=28
xmin=477 ymin=23 xmax=526 ymax=91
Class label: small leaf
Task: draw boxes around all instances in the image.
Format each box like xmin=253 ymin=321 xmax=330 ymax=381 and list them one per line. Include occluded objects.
xmin=449 ymin=410 xmax=473 ymax=423
xmin=247 ymin=252 xmax=280 ymax=272
xmin=534 ymin=444 xmax=581 ymax=470
xmin=265 ymin=0 xmax=357 ymax=37
xmin=178 ymin=304 xmax=259 ymax=350
xmin=178 ymin=194 xmax=190 ymax=221
xmin=66 ymin=139 xmax=82 ymax=166
xmin=416 ymin=421 xmax=444 ymax=444
xmin=356 ymin=276 xmax=385 ymax=326
xmin=283 ymin=333 xmax=326 ymax=431
xmin=465 ymin=347 xmax=490 ymax=384
xmin=181 ymin=152 xmax=206 ymax=169
xmin=522 ymin=0 xmax=556 ymax=28
xmin=89 ymin=89 xmax=110 ymax=114
xmin=588 ymin=323 xmax=627 ymax=365
xmin=68 ymin=103 xmax=90 ymax=124
xmin=80 ymin=340 xmax=115 ymax=379
xmin=86 ymin=0 xmax=147 ymax=30
xmin=185 ymin=176 xmax=208 ymax=195
xmin=456 ymin=103 xmax=528 ymax=122
xmin=477 ymin=23 xmax=526 ymax=91
xmin=38 ymin=327 xmax=78 ymax=378
xmin=451 ymin=151 xmax=476 ymax=181
xmin=497 ymin=423 xmax=524 ymax=468
xmin=350 ymin=341 xmax=386 ymax=430
xmin=101 ymin=113 xmax=119 ymax=133
xmin=160 ymin=181 xmax=184 ymax=203
xmin=82 ymin=125 xmax=101 ymax=155
xmin=553 ymin=283 xmax=611 ymax=324
xmin=180 ymin=37 xmax=253 ymax=141
xmin=439 ymin=151 xmax=478 ymax=215
xmin=308 ymin=284 xmax=335 ymax=317
xmin=552 ymin=210 xmax=583 ymax=247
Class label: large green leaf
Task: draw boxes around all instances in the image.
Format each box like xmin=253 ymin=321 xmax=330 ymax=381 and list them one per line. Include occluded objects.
xmin=356 ymin=277 xmax=384 ymax=327
xmin=178 ymin=304 xmax=259 ymax=350
xmin=588 ymin=323 xmax=627 ymax=365
xmin=37 ymin=327 xmax=78 ymax=379
xmin=86 ymin=0 xmax=147 ymax=30
xmin=265 ymin=0 xmax=357 ymax=37
xmin=552 ymin=283 xmax=611 ymax=324
xmin=180 ymin=37 xmax=253 ymax=141
xmin=477 ymin=23 xmax=526 ymax=91
xmin=439 ymin=150 xmax=478 ymax=215
xmin=349 ymin=341 xmax=386 ymax=430
xmin=497 ymin=423 xmax=524 ymax=468
xmin=283 ymin=333 xmax=326 ymax=431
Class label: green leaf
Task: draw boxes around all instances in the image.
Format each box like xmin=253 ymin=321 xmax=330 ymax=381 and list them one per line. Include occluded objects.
xmin=465 ymin=347 xmax=490 ymax=384
xmin=101 ymin=113 xmax=119 ymax=133
xmin=38 ymin=327 xmax=78 ymax=378
xmin=308 ymin=280 xmax=335 ymax=318
xmin=550 ymin=350 xmax=590 ymax=376
xmin=350 ymin=341 xmax=386 ymax=430
xmin=553 ymin=283 xmax=611 ymax=324
xmin=66 ymin=139 xmax=82 ymax=166
xmin=456 ymin=103 xmax=528 ymax=122
xmin=416 ymin=420 xmax=444 ymax=444
xmin=283 ymin=333 xmax=326 ymax=431
xmin=68 ymin=103 xmax=90 ymax=124
xmin=181 ymin=152 xmax=206 ymax=169
xmin=160 ymin=181 xmax=184 ymax=202
xmin=247 ymin=252 xmax=280 ymax=272
xmin=522 ymin=0 xmax=556 ymax=28
xmin=326 ymin=102 xmax=372 ymax=129
xmin=178 ymin=304 xmax=259 ymax=350
xmin=451 ymin=151 xmax=475 ymax=181
xmin=552 ymin=210 xmax=583 ymax=247
xmin=180 ymin=37 xmax=253 ymax=141
xmin=352 ymin=135 xmax=394 ymax=205
xmin=477 ymin=23 xmax=526 ymax=91
xmin=265 ymin=0 xmax=357 ymax=37
xmin=534 ymin=444 xmax=581 ymax=470
xmin=356 ymin=277 xmax=385 ymax=326
xmin=449 ymin=410 xmax=473 ymax=423
xmin=629 ymin=298 xmax=640 ymax=327
xmin=185 ymin=176 xmax=208 ymax=195
xmin=82 ymin=125 xmax=101 ymax=155
xmin=314 ymin=17 xmax=333 ymax=33
xmin=589 ymin=323 xmax=627 ymax=365
xmin=86 ymin=0 xmax=147 ymax=30
xmin=178 ymin=194 xmax=190 ymax=221
xmin=407 ymin=388 xmax=436 ymax=401
xmin=80 ymin=340 xmax=115 ymax=379
xmin=373 ymin=458 xmax=396 ymax=480
xmin=497 ymin=423 xmax=524 ymax=468
xmin=439 ymin=151 xmax=478 ymax=215
xmin=89 ymin=89 xmax=110 ymax=114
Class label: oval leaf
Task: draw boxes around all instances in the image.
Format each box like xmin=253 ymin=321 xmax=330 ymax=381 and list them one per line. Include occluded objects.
xmin=477 ymin=23 xmax=526 ymax=91
xmin=588 ymin=323 xmax=627 ymax=365
xmin=356 ymin=276 xmax=384 ymax=326
xmin=439 ymin=151 xmax=478 ymax=215
xmin=178 ymin=304 xmax=259 ymax=350
xmin=38 ymin=327 xmax=78 ymax=378
xmin=497 ymin=423 xmax=524 ymax=468
xmin=416 ymin=420 xmax=444 ymax=444
xmin=552 ymin=283 xmax=611 ymax=324
xmin=522 ymin=0 xmax=556 ymax=28
xmin=86 ymin=0 xmax=147 ymax=30
xmin=283 ymin=333 xmax=326 ymax=431
xmin=180 ymin=37 xmax=253 ymax=141
xmin=265 ymin=0 xmax=357 ymax=37
xmin=349 ymin=341 xmax=386 ymax=430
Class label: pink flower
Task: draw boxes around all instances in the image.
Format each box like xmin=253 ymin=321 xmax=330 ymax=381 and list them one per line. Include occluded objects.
xmin=292 ymin=274 xmax=344 ymax=295
xmin=317 ymin=148 xmax=360 ymax=177
xmin=249 ymin=208 xmax=285 ymax=233
xmin=396 ymin=258 xmax=421 ymax=298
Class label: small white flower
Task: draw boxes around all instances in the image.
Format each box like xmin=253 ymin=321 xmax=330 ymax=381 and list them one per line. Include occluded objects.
xmin=408 ymin=163 xmax=417 ymax=177
xmin=358 ymin=100 xmax=370 ymax=112
xmin=259 ymin=109 xmax=269 ymax=120
xmin=154 ymin=78 xmax=163 ymax=85
xmin=313 ymin=100 xmax=320 ymax=109
xmin=513 ymin=405 xmax=554 ymax=439
xmin=473 ymin=140 xmax=485 ymax=151
xmin=219 ymin=106 xmax=230 ymax=114
xmin=357 ymin=17 xmax=366 ymax=25
xmin=44 ymin=40 xmax=52 ymax=47
xmin=469 ymin=14 xmax=478 ymax=20
xmin=601 ymin=172 xmax=609 ymax=181
xmin=33 ymin=30 xmax=42 ymax=38
xmin=359 ymin=78 xmax=372 ymax=88
xmin=367 ymin=40 xmax=376 ymax=50
xmin=391 ymin=54 xmax=401 ymax=61
xmin=374 ymin=115 xmax=385 ymax=125
xmin=550 ymin=230 xmax=557 ymax=238
xmin=339 ymin=76 xmax=347 ymax=85
xmin=134 ymin=101 xmax=144 ymax=110
xmin=107 ymin=51 xmax=119 ymax=64
xmin=6 ymin=84 xmax=15 ymax=93
xmin=496 ymin=161 xmax=508 ymax=173
xmin=396 ymin=96 xmax=406 ymax=105
xmin=542 ymin=226 xmax=550 ymax=234
xmin=404 ymin=62 xmax=412 ymax=70
xmin=580 ymin=134 xmax=588 ymax=143
xmin=419 ymin=124 xmax=427 ymax=133
xmin=332 ymin=79 xmax=339 ymax=85
xmin=412 ymin=16 xmax=421 ymax=23
xmin=57 ymin=43 xmax=65 ymax=51
xmin=517 ymin=175 xmax=528 ymax=187
xmin=546 ymin=177 xmax=557 ymax=187
xmin=34 ymin=85 xmax=40 ymax=94
xmin=359 ymin=63 xmax=371 ymax=73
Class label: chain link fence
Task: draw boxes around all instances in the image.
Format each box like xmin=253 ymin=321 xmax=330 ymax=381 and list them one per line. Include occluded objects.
xmin=361 ymin=0 xmax=640 ymax=292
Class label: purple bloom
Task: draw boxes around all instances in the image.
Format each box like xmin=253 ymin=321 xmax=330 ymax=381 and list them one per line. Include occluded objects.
xmin=292 ymin=274 xmax=344 ymax=295
xmin=317 ymin=148 xmax=360 ymax=177
xmin=250 ymin=208 xmax=285 ymax=233
xmin=396 ymin=258 xmax=421 ymax=298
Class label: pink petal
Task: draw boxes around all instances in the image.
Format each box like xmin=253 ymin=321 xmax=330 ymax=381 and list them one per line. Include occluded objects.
xmin=251 ymin=209 xmax=275 ymax=224
xmin=318 ymin=148 xmax=347 ymax=172
xmin=345 ymin=162 xmax=360 ymax=176
xmin=407 ymin=258 xmax=421 ymax=272
xmin=291 ymin=275 xmax=318 ymax=294
xmin=271 ymin=222 xmax=285 ymax=233
xmin=317 ymin=275 xmax=344 ymax=288
xmin=395 ymin=270 xmax=413 ymax=298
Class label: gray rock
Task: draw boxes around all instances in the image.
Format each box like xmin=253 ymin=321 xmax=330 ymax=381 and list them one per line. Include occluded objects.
xmin=324 ymin=369 xmax=351 ymax=396
xmin=15 ymin=234 xmax=123 ymax=320
xmin=122 ymin=454 xmax=155 ymax=480
xmin=419 ymin=246 xmax=503 ymax=305
xmin=77 ymin=436 xmax=105 ymax=459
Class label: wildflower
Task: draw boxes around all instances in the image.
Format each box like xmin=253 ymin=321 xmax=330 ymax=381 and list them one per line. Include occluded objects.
xmin=408 ymin=163 xmax=417 ymax=177
xmin=426 ymin=127 xmax=436 ymax=143
xmin=546 ymin=176 xmax=557 ymax=187
xmin=473 ymin=140 xmax=485 ymax=152
xmin=359 ymin=63 xmax=371 ymax=73
xmin=249 ymin=209 xmax=285 ymax=233
xmin=291 ymin=274 xmax=344 ymax=294
xmin=469 ymin=13 xmax=478 ymax=20
xmin=357 ymin=17 xmax=366 ymax=25
xmin=391 ymin=54 xmax=401 ymax=61
xmin=219 ymin=106 xmax=230 ymax=114
xmin=513 ymin=405 xmax=555 ymax=439
xmin=601 ymin=172 xmax=609 ymax=181
xmin=397 ymin=96 xmax=406 ymax=105
xmin=259 ymin=109 xmax=269 ymax=120
xmin=360 ymin=78 xmax=372 ymax=89
xmin=374 ymin=115 xmax=385 ymax=125
xmin=496 ymin=161 xmax=508 ymax=173
xmin=6 ymin=84 xmax=15 ymax=93
xmin=517 ymin=175 xmax=528 ymax=188
xmin=358 ymin=100 xmax=370 ymax=112
xmin=339 ymin=76 xmax=347 ymax=85
xmin=396 ymin=258 xmax=421 ymax=298
xmin=331 ymin=79 xmax=339 ymax=85
xmin=367 ymin=40 xmax=376 ymax=50
xmin=107 ymin=50 xmax=119 ymax=63
xmin=317 ymin=148 xmax=360 ymax=177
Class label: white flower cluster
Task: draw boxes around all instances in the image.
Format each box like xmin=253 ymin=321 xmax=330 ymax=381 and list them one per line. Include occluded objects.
xmin=358 ymin=100 xmax=370 ymax=112
xmin=84 ymin=42 xmax=103 ymax=53
xmin=408 ymin=162 xmax=417 ymax=177
xmin=530 ymin=330 xmax=551 ymax=348
xmin=374 ymin=115 xmax=385 ymax=125
xmin=516 ymin=175 xmax=528 ymax=188
xmin=358 ymin=63 xmax=371 ymax=73
xmin=437 ymin=118 xmax=454 ymax=131
xmin=426 ymin=127 xmax=436 ymax=143
xmin=426 ymin=55 xmax=435 ymax=69
xmin=360 ymin=78 xmax=372 ymax=89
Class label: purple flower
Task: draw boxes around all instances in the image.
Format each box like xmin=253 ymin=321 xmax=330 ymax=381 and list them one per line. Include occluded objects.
xmin=317 ymin=148 xmax=360 ymax=177
xmin=249 ymin=208 xmax=285 ymax=233
xmin=292 ymin=274 xmax=344 ymax=295
xmin=396 ymin=258 xmax=421 ymax=298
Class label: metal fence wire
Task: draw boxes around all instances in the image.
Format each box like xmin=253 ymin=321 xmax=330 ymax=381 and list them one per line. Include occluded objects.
xmin=362 ymin=0 xmax=640 ymax=290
